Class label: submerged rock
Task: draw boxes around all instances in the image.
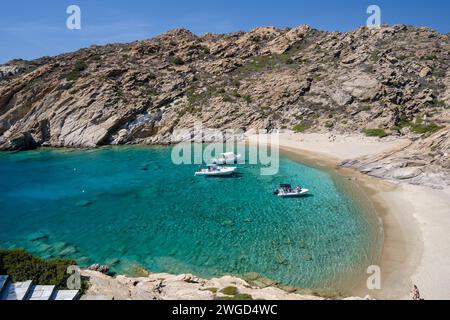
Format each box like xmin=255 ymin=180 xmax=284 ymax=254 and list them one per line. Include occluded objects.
xmin=75 ymin=200 xmax=94 ymax=207
xmin=244 ymin=272 xmax=261 ymax=281
xmin=26 ymin=232 xmax=49 ymax=242
xmin=114 ymin=260 xmax=151 ymax=277
xmin=59 ymin=245 xmax=78 ymax=257
xmin=35 ymin=243 xmax=51 ymax=253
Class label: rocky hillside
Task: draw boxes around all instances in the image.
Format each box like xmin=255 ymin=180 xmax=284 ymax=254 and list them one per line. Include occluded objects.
xmin=0 ymin=24 xmax=449 ymax=153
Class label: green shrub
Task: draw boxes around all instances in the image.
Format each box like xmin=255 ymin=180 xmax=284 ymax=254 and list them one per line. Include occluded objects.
xmin=215 ymin=285 xmax=253 ymax=300
xmin=364 ymin=129 xmax=388 ymax=138
xmin=370 ymin=51 xmax=380 ymax=62
xmin=59 ymin=82 xmax=73 ymax=91
xmin=220 ymin=286 xmax=239 ymax=296
xmin=66 ymin=60 xmax=87 ymax=81
xmin=421 ymin=55 xmax=437 ymax=61
xmin=172 ymin=56 xmax=185 ymax=66
xmin=410 ymin=121 xmax=443 ymax=135
xmin=293 ymin=121 xmax=311 ymax=133
xmin=394 ymin=116 xmax=444 ymax=135
xmin=396 ymin=116 xmax=412 ymax=129
xmin=235 ymin=53 xmax=295 ymax=75
xmin=202 ymin=47 xmax=210 ymax=55
xmin=187 ymin=85 xmax=220 ymax=106
xmin=66 ymin=71 xmax=81 ymax=81
xmin=89 ymin=54 xmax=102 ymax=62
xmin=234 ymin=293 xmax=253 ymax=300
xmin=215 ymin=293 xmax=253 ymax=300
xmin=285 ymin=58 xmax=295 ymax=65
xmin=205 ymin=287 xmax=218 ymax=294
xmin=222 ymin=95 xmax=234 ymax=103
xmin=230 ymin=90 xmax=240 ymax=98
xmin=73 ymin=60 xmax=87 ymax=71
xmin=230 ymin=79 xmax=241 ymax=87
xmin=433 ymin=69 xmax=446 ymax=78
xmin=0 ymin=249 xmax=77 ymax=289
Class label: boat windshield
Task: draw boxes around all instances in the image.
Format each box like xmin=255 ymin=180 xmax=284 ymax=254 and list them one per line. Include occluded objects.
xmin=222 ymin=152 xmax=235 ymax=158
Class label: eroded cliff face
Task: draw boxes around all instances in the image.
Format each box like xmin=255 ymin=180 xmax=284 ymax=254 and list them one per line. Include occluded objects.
xmin=0 ymin=25 xmax=449 ymax=163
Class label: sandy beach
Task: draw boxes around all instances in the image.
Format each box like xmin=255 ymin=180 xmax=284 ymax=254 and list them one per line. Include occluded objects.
xmin=250 ymin=132 xmax=450 ymax=300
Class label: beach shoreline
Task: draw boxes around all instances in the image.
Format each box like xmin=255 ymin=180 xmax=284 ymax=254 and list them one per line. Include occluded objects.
xmin=257 ymin=133 xmax=450 ymax=300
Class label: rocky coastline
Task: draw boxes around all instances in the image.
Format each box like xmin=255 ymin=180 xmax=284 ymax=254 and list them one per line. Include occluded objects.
xmin=80 ymin=269 xmax=372 ymax=300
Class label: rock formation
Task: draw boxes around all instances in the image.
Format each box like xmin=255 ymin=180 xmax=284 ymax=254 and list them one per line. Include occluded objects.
xmin=80 ymin=269 xmax=372 ymax=300
xmin=341 ymin=128 xmax=450 ymax=189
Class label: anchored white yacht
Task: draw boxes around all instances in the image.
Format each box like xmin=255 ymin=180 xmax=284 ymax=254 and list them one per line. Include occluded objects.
xmin=273 ymin=184 xmax=309 ymax=197
xmin=195 ymin=164 xmax=238 ymax=177
xmin=212 ymin=152 xmax=242 ymax=165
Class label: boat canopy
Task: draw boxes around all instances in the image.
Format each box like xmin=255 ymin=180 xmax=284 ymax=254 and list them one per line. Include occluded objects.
xmin=222 ymin=152 xmax=236 ymax=158
xmin=280 ymin=184 xmax=292 ymax=189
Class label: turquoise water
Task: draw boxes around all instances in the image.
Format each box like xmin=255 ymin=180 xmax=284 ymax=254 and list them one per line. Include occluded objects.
xmin=0 ymin=146 xmax=382 ymax=291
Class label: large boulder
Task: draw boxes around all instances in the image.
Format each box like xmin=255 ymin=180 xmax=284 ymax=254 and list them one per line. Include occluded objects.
xmin=419 ymin=67 xmax=432 ymax=78
xmin=390 ymin=167 xmax=423 ymax=180
xmin=342 ymin=74 xmax=383 ymax=102
xmin=330 ymin=89 xmax=353 ymax=106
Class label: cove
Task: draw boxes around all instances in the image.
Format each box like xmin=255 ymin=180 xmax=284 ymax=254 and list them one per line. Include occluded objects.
xmin=0 ymin=145 xmax=382 ymax=292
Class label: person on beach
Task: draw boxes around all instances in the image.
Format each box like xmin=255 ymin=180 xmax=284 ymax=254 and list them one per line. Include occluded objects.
xmin=410 ymin=285 xmax=421 ymax=300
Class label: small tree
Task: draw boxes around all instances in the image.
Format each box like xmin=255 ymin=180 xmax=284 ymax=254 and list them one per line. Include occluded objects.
xmin=173 ymin=56 xmax=185 ymax=66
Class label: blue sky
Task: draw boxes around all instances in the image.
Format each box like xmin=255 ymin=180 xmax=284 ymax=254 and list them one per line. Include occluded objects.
xmin=1 ymin=0 xmax=449 ymax=63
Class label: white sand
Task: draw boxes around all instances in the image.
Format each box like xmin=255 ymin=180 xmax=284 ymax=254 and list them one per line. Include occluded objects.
xmin=249 ymin=132 xmax=450 ymax=300
xmin=377 ymin=184 xmax=450 ymax=300
xmin=269 ymin=132 xmax=411 ymax=161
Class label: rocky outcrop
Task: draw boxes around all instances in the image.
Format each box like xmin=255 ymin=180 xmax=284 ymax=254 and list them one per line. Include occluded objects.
xmin=341 ymin=73 xmax=383 ymax=102
xmin=80 ymin=270 xmax=371 ymax=300
xmin=263 ymin=25 xmax=312 ymax=55
xmin=0 ymin=25 xmax=448 ymax=179
xmin=341 ymin=127 xmax=450 ymax=189
xmin=0 ymin=131 xmax=37 ymax=151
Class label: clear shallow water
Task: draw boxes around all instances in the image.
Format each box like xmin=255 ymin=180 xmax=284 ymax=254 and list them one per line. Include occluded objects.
xmin=0 ymin=146 xmax=382 ymax=291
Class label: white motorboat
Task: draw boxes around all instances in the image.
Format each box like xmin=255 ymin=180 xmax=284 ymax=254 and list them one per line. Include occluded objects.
xmin=195 ymin=164 xmax=238 ymax=177
xmin=273 ymin=184 xmax=309 ymax=197
xmin=212 ymin=152 xmax=242 ymax=165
